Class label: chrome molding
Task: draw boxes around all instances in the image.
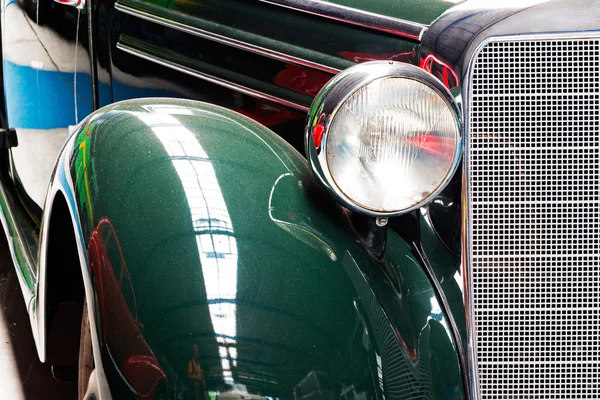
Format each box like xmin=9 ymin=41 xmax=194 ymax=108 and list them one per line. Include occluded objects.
xmin=462 ymin=37 xmax=487 ymax=400
xmin=114 ymin=2 xmax=341 ymax=75
xmin=256 ymin=0 xmax=427 ymax=40
xmin=116 ymin=42 xmax=310 ymax=112
xmin=460 ymin=153 xmax=475 ymax=400
xmin=463 ymin=31 xmax=600 ymax=400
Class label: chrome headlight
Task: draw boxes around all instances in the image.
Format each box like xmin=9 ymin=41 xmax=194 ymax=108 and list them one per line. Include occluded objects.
xmin=306 ymin=61 xmax=462 ymax=216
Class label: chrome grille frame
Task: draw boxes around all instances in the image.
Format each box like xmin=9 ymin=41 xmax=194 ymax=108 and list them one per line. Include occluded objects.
xmin=464 ymin=33 xmax=600 ymax=400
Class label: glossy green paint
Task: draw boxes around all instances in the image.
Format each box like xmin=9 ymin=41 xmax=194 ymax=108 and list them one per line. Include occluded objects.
xmin=324 ymin=0 xmax=461 ymax=25
xmin=136 ymin=0 xmax=456 ymax=27
xmin=64 ymin=98 xmax=464 ymax=399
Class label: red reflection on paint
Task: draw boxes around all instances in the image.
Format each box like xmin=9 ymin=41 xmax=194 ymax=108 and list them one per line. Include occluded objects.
xmin=395 ymin=327 xmax=418 ymax=362
xmin=338 ymin=51 xmax=415 ymax=63
xmin=313 ymin=114 xmax=325 ymax=149
xmin=124 ymin=356 xmax=167 ymax=397
xmin=420 ymin=54 xmax=459 ymax=89
xmin=88 ymin=217 xmax=167 ymax=399
xmin=235 ymin=100 xmax=304 ymax=127
xmin=274 ymin=64 xmax=332 ymax=97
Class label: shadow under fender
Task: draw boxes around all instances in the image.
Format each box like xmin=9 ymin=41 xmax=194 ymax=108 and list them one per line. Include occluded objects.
xmin=40 ymin=98 xmax=464 ymax=400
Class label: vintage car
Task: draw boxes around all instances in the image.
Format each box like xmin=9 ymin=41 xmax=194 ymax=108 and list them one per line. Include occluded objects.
xmin=0 ymin=0 xmax=596 ymax=399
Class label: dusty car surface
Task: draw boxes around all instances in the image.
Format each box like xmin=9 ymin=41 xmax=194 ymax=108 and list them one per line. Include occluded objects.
xmin=1 ymin=0 xmax=598 ymax=399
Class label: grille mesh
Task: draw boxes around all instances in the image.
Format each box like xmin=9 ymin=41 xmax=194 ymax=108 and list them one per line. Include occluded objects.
xmin=468 ymin=38 xmax=600 ymax=398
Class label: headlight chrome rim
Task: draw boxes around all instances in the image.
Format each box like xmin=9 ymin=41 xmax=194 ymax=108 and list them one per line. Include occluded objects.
xmin=305 ymin=60 xmax=463 ymax=217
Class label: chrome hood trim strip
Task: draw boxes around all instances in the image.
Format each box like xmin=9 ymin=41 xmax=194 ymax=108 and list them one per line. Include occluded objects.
xmin=116 ymin=42 xmax=310 ymax=112
xmin=114 ymin=2 xmax=342 ymax=75
xmin=256 ymin=0 xmax=427 ymax=40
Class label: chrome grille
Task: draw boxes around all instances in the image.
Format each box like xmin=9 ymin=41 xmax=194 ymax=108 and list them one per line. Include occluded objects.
xmin=468 ymin=37 xmax=600 ymax=398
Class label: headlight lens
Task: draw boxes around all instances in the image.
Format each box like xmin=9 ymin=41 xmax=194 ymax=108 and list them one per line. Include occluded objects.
xmin=306 ymin=61 xmax=461 ymax=216
xmin=327 ymin=77 xmax=459 ymax=212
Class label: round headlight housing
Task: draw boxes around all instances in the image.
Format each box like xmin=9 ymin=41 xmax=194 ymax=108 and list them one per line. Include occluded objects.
xmin=306 ymin=61 xmax=462 ymax=216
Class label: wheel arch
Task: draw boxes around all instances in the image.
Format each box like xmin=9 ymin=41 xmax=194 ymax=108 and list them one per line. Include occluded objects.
xmin=38 ymin=190 xmax=85 ymax=366
xmin=35 ymin=138 xmax=112 ymax=398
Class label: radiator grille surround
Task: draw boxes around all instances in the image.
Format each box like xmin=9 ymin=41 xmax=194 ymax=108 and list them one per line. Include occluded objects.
xmin=467 ymin=36 xmax=600 ymax=398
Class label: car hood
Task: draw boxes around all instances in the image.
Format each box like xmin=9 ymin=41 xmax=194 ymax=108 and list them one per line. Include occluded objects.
xmin=328 ymin=0 xmax=463 ymax=25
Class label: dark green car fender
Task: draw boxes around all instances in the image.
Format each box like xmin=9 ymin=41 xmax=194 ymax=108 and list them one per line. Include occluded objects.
xmin=39 ymin=98 xmax=464 ymax=399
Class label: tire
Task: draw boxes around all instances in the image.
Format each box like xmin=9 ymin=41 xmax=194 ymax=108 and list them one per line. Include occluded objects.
xmin=78 ymin=302 xmax=94 ymax=400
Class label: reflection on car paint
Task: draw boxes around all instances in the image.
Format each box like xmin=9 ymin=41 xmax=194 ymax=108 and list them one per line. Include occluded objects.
xmin=233 ymin=101 xmax=304 ymax=128
xmin=3 ymin=61 xmax=92 ymax=129
xmin=273 ymin=65 xmax=332 ymax=97
xmin=73 ymin=121 xmax=96 ymax=229
xmin=268 ymin=173 xmax=337 ymax=262
xmin=2 ymin=0 xmax=182 ymax=207
xmin=419 ymin=54 xmax=458 ymax=89
xmin=3 ymin=59 xmax=185 ymax=131
xmin=88 ymin=216 xmax=168 ymax=399
xmin=135 ymin=105 xmax=241 ymax=387
xmin=337 ymin=51 xmax=415 ymax=63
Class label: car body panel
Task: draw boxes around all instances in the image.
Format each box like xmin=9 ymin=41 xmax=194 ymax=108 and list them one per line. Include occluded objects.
xmin=55 ymin=98 xmax=463 ymax=399
xmin=1 ymin=0 xmax=453 ymax=208
xmin=0 ymin=0 xmax=471 ymax=398
xmin=3 ymin=0 xmax=600 ymax=399
xmin=97 ymin=0 xmax=422 ymax=152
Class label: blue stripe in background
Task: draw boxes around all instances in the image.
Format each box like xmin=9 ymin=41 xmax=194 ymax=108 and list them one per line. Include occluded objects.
xmin=4 ymin=60 xmax=91 ymax=129
xmin=4 ymin=60 xmax=181 ymax=130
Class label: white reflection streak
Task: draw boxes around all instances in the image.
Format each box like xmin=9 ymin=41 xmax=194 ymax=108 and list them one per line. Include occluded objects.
xmin=137 ymin=110 xmax=237 ymax=383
